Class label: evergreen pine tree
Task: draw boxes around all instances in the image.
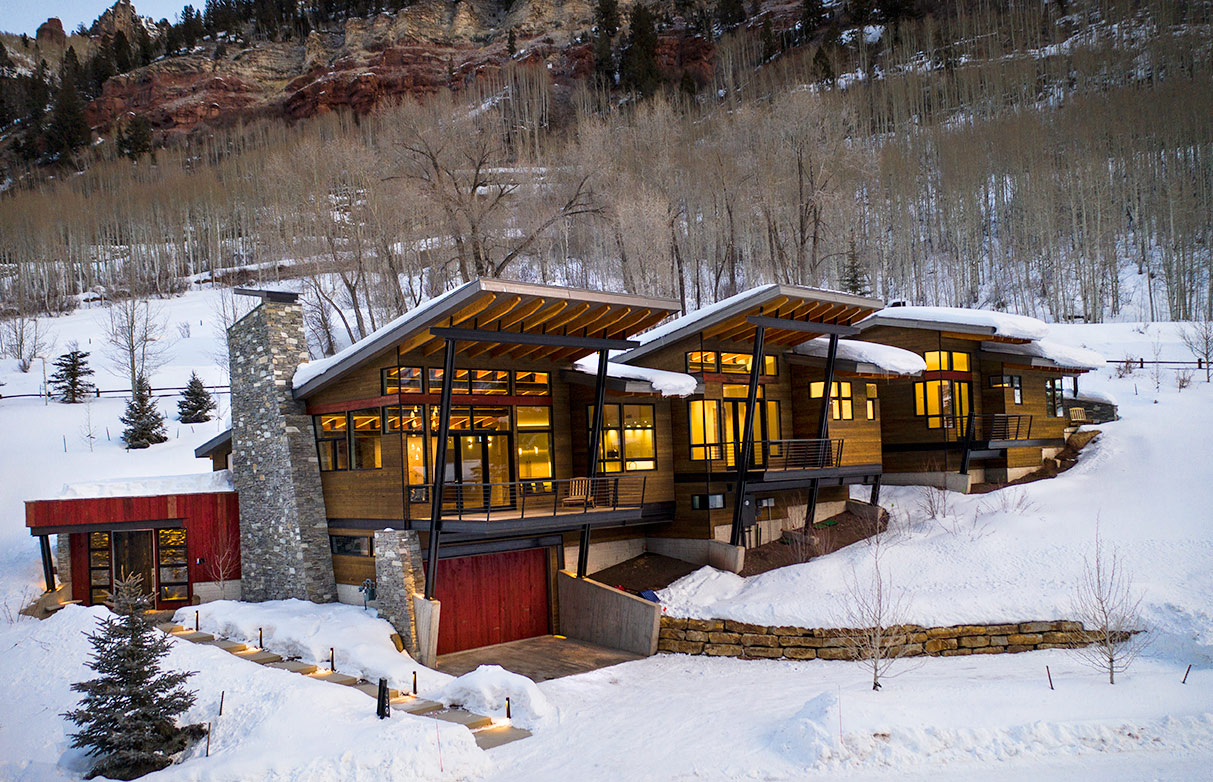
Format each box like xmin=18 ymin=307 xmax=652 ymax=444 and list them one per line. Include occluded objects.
xmin=63 ymin=572 xmax=201 ymax=780
xmin=112 ymin=31 xmax=133 ymax=74
xmin=121 ymin=375 xmax=168 ymax=449
xmin=48 ymin=72 xmax=90 ymax=157
xmin=118 ymin=114 xmax=153 ymax=160
xmin=50 ymin=343 xmax=97 ymax=403
xmin=619 ymin=3 xmax=660 ymax=97
xmin=716 ymin=0 xmax=747 ymax=28
xmin=801 ymin=0 xmax=824 ymax=37
xmin=840 ymin=238 xmax=869 ymax=296
xmin=177 ymin=372 xmax=216 ymax=423
xmin=760 ymin=16 xmax=776 ymax=60
xmin=507 ymin=27 xmax=517 ymax=57
xmin=596 ymin=0 xmax=621 ymax=38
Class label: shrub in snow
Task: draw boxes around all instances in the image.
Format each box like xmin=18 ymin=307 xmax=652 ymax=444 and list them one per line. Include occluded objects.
xmin=49 ymin=342 xmax=96 ymax=403
xmin=121 ymin=374 xmax=167 ymax=448
xmin=1070 ymin=529 xmax=1147 ymax=684
xmin=837 ymin=529 xmax=917 ymax=691
xmin=63 ymin=573 xmax=204 ymax=779
xmin=177 ymin=371 xmax=216 ymax=423
xmin=771 ymin=692 xmax=839 ymax=767
xmin=438 ymin=665 xmax=553 ymax=729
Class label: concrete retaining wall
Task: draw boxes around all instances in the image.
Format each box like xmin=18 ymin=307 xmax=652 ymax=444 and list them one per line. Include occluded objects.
xmin=657 ymin=616 xmax=1098 ymax=660
xmin=558 ymin=570 xmax=660 ymax=656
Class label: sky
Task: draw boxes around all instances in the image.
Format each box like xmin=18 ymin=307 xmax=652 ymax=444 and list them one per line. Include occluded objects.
xmin=0 ymin=1 xmax=185 ymax=36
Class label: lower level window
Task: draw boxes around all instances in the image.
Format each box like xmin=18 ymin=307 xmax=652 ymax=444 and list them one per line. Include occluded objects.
xmin=88 ymin=532 xmax=112 ymax=605
xmin=330 ymin=535 xmax=373 ymax=557
xmin=691 ymin=494 xmax=725 ymax=510
xmin=1045 ymin=378 xmax=1066 ymax=417
xmin=157 ymin=529 xmax=189 ymax=602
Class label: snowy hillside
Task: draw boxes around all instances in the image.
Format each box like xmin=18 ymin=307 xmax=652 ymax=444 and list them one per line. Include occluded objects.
xmin=1 ymin=291 xmax=1211 ymax=780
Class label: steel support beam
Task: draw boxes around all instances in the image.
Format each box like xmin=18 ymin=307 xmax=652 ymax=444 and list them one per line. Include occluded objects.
xmin=38 ymin=535 xmax=55 ymax=593
xmin=959 ymin=406 xmax=977 ymax=476
xmin=805 ymin=334 xmax=839 ymax=530
xmin=423 ymin=338 xmax=458 ymax=599
xmin=429 ymin=327 xmax=639 ymax=351
xmin=746 ymin=315 xmax=860 ymax=337
xmin=577 ymin=348 xmax=611 ymax=578
xmin=869 ymin=474 xmax=882 ymax=506
xmin=730 ymin=326 xmax=766 ymax=546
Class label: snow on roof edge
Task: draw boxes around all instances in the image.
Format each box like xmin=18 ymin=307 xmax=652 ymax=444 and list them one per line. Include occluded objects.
xmin=859 ymin=306 xmax=1049 ymax=341
xmin=981 ymin=338 xmax=1106 ymax=371
xmin=573 ymin=354 xmax=699 ymax=397
xmin=43 ymin=470 xmax=236 ymax=501
xmin=792 ymin=337 xmax=926 ymax=376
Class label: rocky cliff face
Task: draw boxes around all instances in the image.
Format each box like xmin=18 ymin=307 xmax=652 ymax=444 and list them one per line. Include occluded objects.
xmin=77 ymin=0 xmax=715 ymax=137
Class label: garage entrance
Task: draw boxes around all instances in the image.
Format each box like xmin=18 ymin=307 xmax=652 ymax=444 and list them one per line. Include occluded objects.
xmin=432 ymin=547 xmax=550 ymax=655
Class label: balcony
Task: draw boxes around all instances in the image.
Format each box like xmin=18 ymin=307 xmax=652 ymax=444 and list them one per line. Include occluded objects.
xmin=433 ymin=476 xmax=662 ymax=534
xmin=939 ymin=413 xmax=1034 ymax=443
xmin=702 ymin=438 xmax=845 ymax=473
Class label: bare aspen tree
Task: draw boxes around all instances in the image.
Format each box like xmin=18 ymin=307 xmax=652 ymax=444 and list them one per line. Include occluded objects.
xmin=103 ymin=298 xmax=173 ymax=390
xmin=1070 ymin=528 xmax=1147 ymax=684
xmin=205 ymin=523 xmax=241 ymax=601
xmin=0 ymin=316 xmax=55 ymax=373
xmin=837 ymin=520 xmax=916 ymax=691
xmin=1178 ymin=320 xmax=1213 ymax=382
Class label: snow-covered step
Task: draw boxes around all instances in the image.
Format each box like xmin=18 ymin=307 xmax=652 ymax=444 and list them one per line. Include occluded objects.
xmin=432 ymin=709 xmax=493 ymax=730
xmin=353 ymin=682 xmax=401 ymax=700
xmin=173 ymin=631 xmax=215 ymax=643
xmin=309 ymin=670 xmax=359 ymax=686
xmin=207 ymin=639 xmax=248 ymax=653
xmin=156 ymin=622 xmax=185 ymax=634
xmin=473 ymin=725 xmax=532 ymax=750
xmin=234 ymin=649 xmax=284 ymax=665
xmin=391 ymin=697 xmax=443 ymax=715
xmin=264 ymin=660 xmax=318 ymax=675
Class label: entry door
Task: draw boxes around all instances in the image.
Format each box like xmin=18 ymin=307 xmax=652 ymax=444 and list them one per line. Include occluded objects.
xmin=723 ymin=400 xmax=766 ymax=467
xmin=445 ymin=434 xmax=513 ymax=510
xmin=111 ymin=530 xmax=155 ymax=599
xmin=432 ymin=548 xmax=550 ymax=654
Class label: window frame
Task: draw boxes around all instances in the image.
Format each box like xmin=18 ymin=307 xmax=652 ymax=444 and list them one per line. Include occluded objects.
xmin=1045 ymin=377 xmax=1066 ymax=417
xmin=990 ymin=375 xmax=1023 ymax=404
xmin=588 ymin=402 xmax=657 ymax=472
xmin=314 ymin=413 xmax=350 ymax=472
xmin=330 ymin=534 xmax=373 ymax=557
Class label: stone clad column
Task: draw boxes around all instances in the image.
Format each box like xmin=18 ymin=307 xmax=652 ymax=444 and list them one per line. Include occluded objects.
xmin=228 ymin=297 xmax=336 ymax=603
xmin=373 ymin=529 xmax=426 ymax=657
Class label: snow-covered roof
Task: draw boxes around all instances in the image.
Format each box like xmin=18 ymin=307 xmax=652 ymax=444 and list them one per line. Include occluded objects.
xmin=46 ymin=470 xmax=235 ymax=501
xmin=858 ymin=306 xmax=1049 ymax=341
xmin=980 ymin=339 xmax=1106 ymax=371
xmin=791 ymin=338 xmax=926 ymax=376
xmin=572 ymin=354 xmax=699 ymax=397
xmin=1065 ymin=387 xmax=1118 ymax=405
xmin=618 ymin=284 xmax=883 ymax=364
xmin=292 ymin=279 xmax=679 ymax=398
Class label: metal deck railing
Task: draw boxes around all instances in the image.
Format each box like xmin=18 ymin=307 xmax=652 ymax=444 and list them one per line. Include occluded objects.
xmin=437 ymin=476 xmax=648 ymax=523
xmin=702 ymin=438 xmax=845 ymax=472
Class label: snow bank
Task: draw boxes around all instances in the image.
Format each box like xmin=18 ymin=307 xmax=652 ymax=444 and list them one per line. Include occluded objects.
xmin=861 ymin=306 xmax=1049 ymax=340
xmin=982 ymin=338 xmax=1106 ymax=370
xmin=0 ymin=604 xmax=487 ymax=782
xmin=437 ymin=665 xmax=554 ymax=730
xmin=793 ymin=337 xmax=927 ymax=375
xmin=573 ymin=354 xmax=698 ymax=396
xmin=177 ymin=599 xmax=452 ymax=697
xmin=770 ymin=692 xmax=839 ymax=767
xmin=51 ymin=469 xmax=234 ymax=500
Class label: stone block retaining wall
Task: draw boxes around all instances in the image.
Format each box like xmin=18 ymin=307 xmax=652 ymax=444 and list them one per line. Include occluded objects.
xmin=657 ymin=616 xmax=1097 ymax=660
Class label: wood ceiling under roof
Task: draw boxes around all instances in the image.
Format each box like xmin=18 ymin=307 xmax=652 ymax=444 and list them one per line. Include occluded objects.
xmin=702 ymin=294 xmax=878 ymax=346
xmin=401 ymin=289 xmax=677 ymax=363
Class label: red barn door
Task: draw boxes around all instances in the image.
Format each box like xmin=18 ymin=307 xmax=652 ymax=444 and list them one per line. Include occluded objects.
xmin=432 ymin=548 xmax=550 ymax=655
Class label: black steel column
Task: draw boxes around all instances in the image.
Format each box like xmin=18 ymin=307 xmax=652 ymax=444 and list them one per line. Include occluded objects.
xmin=869 ymin=474 xmax=882 ymax=506
xmin=805 ymin=334 xmax=839 ymax=530
xmin=577 ymin=347 xmax=611 ymax=578
xmin=423 ymin=338 xmax=458 ymax=599
xmin=397 ymin=347 xmax=409 ymax=530
xmin=959 ymin=406 xmax=977 ymax=476
xmin=729 ymin=325 xmax=766 ymax=546
xmin=38 ymin=535 xmax=55 ymax=592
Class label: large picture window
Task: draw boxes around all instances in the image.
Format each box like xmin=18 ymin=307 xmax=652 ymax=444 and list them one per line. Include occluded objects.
xmin=382 ymin=366 xmax=423 ymax=395
xmin=924 ymin=351 xmax=971 ymax=372
xmin=913 ymin=379 xmax=971 ymax=429
xmin=689 ymin=399 xmax=722 ymax=460
xmin=156 ymin=529 xmax=189 ymax=603
xmin=590 ymin=403 xmax=656 ymax=472
xmin=516 ymin=406 xmax=554 ymax=492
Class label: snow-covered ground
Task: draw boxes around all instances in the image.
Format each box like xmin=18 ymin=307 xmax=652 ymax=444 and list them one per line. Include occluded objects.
xmin=1 ymin=292 xmax=1211 ymax=780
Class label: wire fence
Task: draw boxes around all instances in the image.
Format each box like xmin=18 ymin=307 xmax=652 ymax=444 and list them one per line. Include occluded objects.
xmin=0 ymin=385 xmax=232 ymax=401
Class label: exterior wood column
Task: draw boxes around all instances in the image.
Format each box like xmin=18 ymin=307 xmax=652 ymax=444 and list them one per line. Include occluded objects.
xmin=804 ymin=334 xmax=839 ymax=530
xmin=729 ymin=325 xmax=766 ymax=547
xmin=423 ymin=337 xmax=458 ymax=599
xmin=577 ymin=348 xmax=611 ymax=578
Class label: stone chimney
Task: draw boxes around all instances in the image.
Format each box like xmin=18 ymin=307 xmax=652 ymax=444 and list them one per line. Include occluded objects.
xmin=227 ymin=291 xmax=336 ymax=603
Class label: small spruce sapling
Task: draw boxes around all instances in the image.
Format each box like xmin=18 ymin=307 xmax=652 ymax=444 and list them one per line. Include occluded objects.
xmin=50 ymin=342 xmax=97 ymax=403
xmin=121 ymin=375 xmax=168 ymax=448
xmin=63 ymin=573 xmax=203 ymax=779
xmin=177 ymin=372 xmax=216 ymax=424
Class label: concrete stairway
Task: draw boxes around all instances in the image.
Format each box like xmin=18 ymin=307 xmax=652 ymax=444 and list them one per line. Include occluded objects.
xmin=157 ymin=622 xmax=530 ymax=750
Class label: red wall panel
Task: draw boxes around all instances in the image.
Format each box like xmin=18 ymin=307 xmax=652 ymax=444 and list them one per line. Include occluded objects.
xmin=432 ymin=548 xmax=550 ymax=655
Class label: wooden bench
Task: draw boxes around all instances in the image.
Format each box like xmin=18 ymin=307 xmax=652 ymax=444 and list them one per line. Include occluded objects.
xmin=561 ymin=478 xmax=595 ymax=508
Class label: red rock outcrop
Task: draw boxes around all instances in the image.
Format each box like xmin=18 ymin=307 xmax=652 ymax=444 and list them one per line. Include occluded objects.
xmin=36 ymin=19 xmax=67 ymax=48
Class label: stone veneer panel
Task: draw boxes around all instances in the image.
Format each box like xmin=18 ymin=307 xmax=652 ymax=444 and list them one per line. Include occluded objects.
xmin=373 ymin=529 xmax=425 ymax=656
xmin=228 ymin=301 xmax=336 ymax=603
xmin=657 ymin=617 xmax=1102 ymax=660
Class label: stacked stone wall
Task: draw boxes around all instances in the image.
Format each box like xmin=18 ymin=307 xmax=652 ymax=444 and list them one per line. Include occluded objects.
xmin=229 ymin=301 xmax=336 ymax=603
xmin=373 ymin=529 xmax=426 ymax=656
xmin=657 ymin=616 xmax=1098 ymax=660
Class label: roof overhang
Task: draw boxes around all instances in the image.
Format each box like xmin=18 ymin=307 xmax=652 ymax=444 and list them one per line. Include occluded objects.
xmin=619 ymin=285 xmax=883 ymax=364
xmin=293 ymin=279 xmax=680 ymax=399
xmin=195 ymin=429 xmax=232 ymax=459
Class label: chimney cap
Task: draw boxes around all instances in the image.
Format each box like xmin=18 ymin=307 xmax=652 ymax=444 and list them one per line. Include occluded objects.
xmin=234 ymin=288 xmax=300 ymax=304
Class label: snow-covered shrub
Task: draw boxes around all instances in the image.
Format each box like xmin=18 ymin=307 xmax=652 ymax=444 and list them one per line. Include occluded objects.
xmin=437 ymin=665 xmax=553 ymax=729
xmin=771 ymin=692 xmax=839 ymax=766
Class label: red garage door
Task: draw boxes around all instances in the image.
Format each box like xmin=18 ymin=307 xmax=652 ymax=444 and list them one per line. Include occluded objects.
xmin=432 ymin=548 xmax=550 ymax=655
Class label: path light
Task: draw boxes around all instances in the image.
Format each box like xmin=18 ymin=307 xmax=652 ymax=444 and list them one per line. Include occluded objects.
xmin=195 ymin=610 xmax=199 ymax=631
xmin=329 ymin=647 xmax=335 ymax=672
xmin=258 ymin=627 xmax=263 ymax=649
xmin=505 ymin=697 xmax=511 ymax=720
xmin=412 ymin=671 xmax=417 ymax=695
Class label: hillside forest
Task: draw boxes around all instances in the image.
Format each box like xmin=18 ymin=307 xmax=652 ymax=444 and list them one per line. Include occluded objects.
xmin=0 ymin=0 xmax=1210 ymax=360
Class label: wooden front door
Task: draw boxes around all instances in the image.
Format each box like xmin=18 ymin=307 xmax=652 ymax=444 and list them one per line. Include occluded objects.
xmin=111 ymin=530 xmax=155 ymax=600
xmin=432 ymin=548 xmax=550 ymax=655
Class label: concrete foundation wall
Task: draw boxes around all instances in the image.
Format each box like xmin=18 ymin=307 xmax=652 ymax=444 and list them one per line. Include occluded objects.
xmin=193 ymin=580 xmax=242 ymax=603
xmin=557 ymin=570 xmax=660 ymax=656
xmin=881 ymin=470 xmax=978 ymax=493
xmin=645 ymin=537 xmax=745 ymax=574
xmin=564 ymin=536 xmax=646 ymax=576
